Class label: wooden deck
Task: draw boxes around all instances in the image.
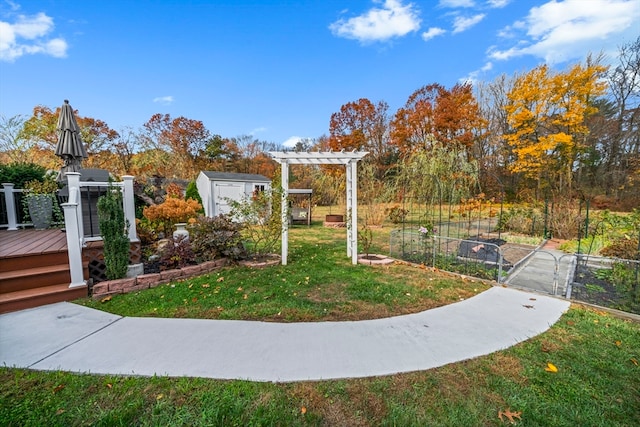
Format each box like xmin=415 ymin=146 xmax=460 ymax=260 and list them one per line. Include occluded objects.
xmin=0 ymin=228 xmax=88 ymax=313
xmin=0 ymin=228 xmax=68 ymax=258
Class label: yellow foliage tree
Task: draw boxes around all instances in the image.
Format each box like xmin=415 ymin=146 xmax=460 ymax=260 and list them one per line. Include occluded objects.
xmin=504 ymin=59 xmax=608 ymax=195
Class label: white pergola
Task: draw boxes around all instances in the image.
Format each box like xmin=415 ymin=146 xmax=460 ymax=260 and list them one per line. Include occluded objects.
xmin=269 ymin=151 xmax=369 ymax=265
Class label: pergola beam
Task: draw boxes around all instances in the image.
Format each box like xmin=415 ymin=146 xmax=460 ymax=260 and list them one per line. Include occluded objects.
xmin=269 ymin=151 xmax=368 ymax=265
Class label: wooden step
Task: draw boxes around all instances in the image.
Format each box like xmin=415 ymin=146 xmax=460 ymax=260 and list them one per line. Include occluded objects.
xmin=0 ymin=251 xmax=70 ymax=272
xmin=0 ymin=283 xmax=88 ymax=314
xmin=0 ymin=264 xmax=72 ymax=294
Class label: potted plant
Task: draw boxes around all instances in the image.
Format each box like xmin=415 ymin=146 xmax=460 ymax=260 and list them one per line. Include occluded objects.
xmin=22 ymin=175 xmax=60 ymax=229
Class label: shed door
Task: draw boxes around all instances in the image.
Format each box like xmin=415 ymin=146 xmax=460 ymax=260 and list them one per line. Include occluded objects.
xmin=214 ymin=182 xmax=244 ymax=215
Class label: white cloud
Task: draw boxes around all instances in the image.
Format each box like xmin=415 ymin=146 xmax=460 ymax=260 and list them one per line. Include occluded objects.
xmin=490 ymin=0 xmax=640 ymax=64
xmin=153 ymin=96 xmax=174 ymax=105
xmin=452 ymin=13 xmax=485 ymax=33
xmin=329 ymin=0 xmax=421 ymax=43
xmin=439 ymin=0 xmax=475 ymax=7
xmin=249 ymin=127 xmax=267 ymax=135
xmin=422 ymin=27 xmax=446 ymax=41
xmin=461 ymin=61 xmax=493 ymax=84
xmin=0 ymin=11 xmax=68 ymax=61
xmin=282 ymin=136 xmax=305 ymax=148
xmin=487 ymin=0 xmax=510 ymax=7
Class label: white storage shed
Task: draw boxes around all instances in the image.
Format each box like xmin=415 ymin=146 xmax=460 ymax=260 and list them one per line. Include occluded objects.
xmin=196 ymin=171 xmax=271 ymax=217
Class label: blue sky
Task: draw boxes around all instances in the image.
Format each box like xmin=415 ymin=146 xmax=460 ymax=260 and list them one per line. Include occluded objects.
xmin=1 ymin=0 xmax=638 ymax=148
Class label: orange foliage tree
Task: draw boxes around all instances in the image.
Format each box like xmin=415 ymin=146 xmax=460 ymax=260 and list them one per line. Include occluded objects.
xmin=141 ymin=114 xmax=211 ymax=179
xmin=21 ymin=104 xmax=119 ymax=170
xmin=328 ymin=98 xmax=392 ymax=179
xmin=390 ymin=83 xmax=484 ymax=158
xmin=142 ymin=183 xmax=202 ymax=236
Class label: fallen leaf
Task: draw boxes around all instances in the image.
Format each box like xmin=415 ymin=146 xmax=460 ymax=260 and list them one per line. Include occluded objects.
xmin=202 ymin=283 xmax=210 ymax=288
xmin=566 ymin=321 xmax=575 ymax=326
xmin=100 ymin=295 xmax=112 ymax=303
xmin=529 ymin=298 xmax=537 ymax=301
xmin=545 ymin=362 xmax=558 ymax=373
xmin=243 ymin=294 xmax=248 ymax=300
xmin=498 ymin=408 xmax=522 ymax=424
xmin=56 ymin=409 xmax=65 ymax=415
xmin=237 ymin=287 xmax=243 ymax=291
xmin=53 ymin=384 xmax=65 ymax=393
xmin=630 ymin=358 xmax=638 ymax=366
xmin=106 ymin=383 xmax=113 ymax=389
xmin=301 ymin=406 xmax=307 ymax=415
xmin=522 ymin=305 xmax=535 ymax=309
xmin=615 ymin=340 xmax=622 ymax=347
xmin=156 ymin=394 xmax=164 ymax=400
xmin=217 ymin=277 xmax=224 ymax=282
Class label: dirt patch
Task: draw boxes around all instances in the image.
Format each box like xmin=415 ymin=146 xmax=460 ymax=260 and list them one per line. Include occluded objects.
xmin=571 ymin=264 xmax=634 ymax=312
xmin=500 ymin=243 xmax=535 ymax=267
xmin=305 ymin=282 xmax=349 ymax=304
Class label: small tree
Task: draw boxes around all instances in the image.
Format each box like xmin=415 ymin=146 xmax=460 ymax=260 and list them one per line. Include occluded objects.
xmin=98 ymin=184 xmax=130 ymax=280
xmin=228 ymin=187 xmax=283 ymax=259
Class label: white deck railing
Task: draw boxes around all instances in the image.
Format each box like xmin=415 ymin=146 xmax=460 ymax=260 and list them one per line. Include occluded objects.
xmin=1 ymin=173 xmax=138 ymax=289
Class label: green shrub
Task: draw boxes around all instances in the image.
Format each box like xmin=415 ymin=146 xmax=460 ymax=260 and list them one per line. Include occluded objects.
xmin=188 ymin=214 xmax=246 ymax=262
xmin=185 ymin=181 xmax=203 ymax=212
xmin=97 ymin=185 xmax=130 ymax=280
xmin=0 ymin=162 xmax=47 ymax=188
xmin=228 ymin=187 xmax=282 ymax=259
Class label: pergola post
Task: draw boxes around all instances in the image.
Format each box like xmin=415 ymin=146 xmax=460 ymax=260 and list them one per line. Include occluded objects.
xmin=280 ymin=160 xmax=289 ymax=265
xmin=349 ymin=160 xmax=358 ymax=264
xmin=269 ymin=151 xmax=368 ymax=265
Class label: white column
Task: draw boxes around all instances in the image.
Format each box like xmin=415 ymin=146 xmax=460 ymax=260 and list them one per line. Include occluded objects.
xmin=66 ymin=172 xmax=84 ymax=243
xmin=62 ymin=187 xmax=86 ymax=288
xmin=2 ymin=183 xmax=18 ymax=230
xmin=280 ymin=161 xmax=289 ymax=265
xmin=122 ymin=175 xmax=138 ymax=242
xmin=346 ymin=161 xmax=352 ymax=257
xmin=350 ymin=160 xmax=359 ymax=265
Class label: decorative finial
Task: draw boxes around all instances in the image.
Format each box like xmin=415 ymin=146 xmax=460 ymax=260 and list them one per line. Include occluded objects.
xmin=64 ymin=99 xmax=69 ymax=104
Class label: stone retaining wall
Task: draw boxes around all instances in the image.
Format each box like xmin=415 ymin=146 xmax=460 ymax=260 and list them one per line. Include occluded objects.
xmin=91 ymin=258 xmax=228 ymax=300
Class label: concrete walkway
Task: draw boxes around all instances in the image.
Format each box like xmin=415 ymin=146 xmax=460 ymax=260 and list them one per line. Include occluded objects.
xmin=504 ymin=242 xmax=576 ymax=296
xmin=0 ymin=286 xmax=569 ymax=382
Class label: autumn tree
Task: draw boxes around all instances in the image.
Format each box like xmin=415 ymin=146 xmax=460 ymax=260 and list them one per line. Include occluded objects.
xmin=20 ymin=104 xmax=118 ymax=170
xmin=504 ymin=59 xmax=608 ymax=197
xmin=390 ymin=83 xmax=484 ymax=158
xmin=329 ymin=98 xmax=393 ymax=179
xmin=141 ymin=114 xmax=211 ymax=179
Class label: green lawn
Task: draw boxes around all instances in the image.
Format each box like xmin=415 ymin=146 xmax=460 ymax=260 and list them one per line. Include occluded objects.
xmin=1 ymin=224 xmax=639 ymax=426
xmin=78 ymin=225 xmax=487 ymax=321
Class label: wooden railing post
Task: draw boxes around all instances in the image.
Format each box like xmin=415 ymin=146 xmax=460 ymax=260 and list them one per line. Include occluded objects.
xmin=1 ymin=183 xmax=18 ymax=230
xmin=61 ymin=184 xmax=86 ymax=288
xmin=121 ymin=175 xmax=138 ymax=242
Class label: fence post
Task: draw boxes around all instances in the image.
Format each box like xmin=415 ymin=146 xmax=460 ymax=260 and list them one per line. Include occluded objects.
xmin=121 ymin=175 xmax=138 ymax=242
xmin=497 ymin=247 xmax=504 ymax=283
xmin=2 ymin=183 xmax=18 ymax=230
xmin=61 ymin=186 xmax=86 ymax=288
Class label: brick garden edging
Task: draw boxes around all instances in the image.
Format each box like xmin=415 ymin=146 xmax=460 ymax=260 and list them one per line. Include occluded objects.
xmin=91 ymin=258 xmax=228 ymax=300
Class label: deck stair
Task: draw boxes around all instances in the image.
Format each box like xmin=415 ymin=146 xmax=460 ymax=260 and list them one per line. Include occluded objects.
xmin=0 ymin=229 xmax=88 ymax=314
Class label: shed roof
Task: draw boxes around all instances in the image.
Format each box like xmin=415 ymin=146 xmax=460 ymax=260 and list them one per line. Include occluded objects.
xmin=201 ymin=171 xmax=270 ymax=182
